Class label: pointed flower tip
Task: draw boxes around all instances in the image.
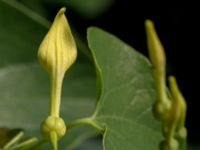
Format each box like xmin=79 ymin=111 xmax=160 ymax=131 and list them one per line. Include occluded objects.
xmin=60 ymin=7 xmax=66 ymax=13
xmin=56 ymin=7 xmax=66 ymax=17
xmin=145 ymin=19 xmax=166 ymax=73
xmin=169 ymin=76 xmax=176 ymax=85
xmin=169 ymin=76 xmax=179 ymax=94
xmin=169 ymin=75 xmax=187 ymax=108
xmin=145 ymin=19 xmax=154 ymax=31
xmin=168 ymin=75 xmax=187 ymax=141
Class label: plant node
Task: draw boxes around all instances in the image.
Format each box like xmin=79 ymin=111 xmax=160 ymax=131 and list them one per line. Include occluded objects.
xmin=41 ymin=116 xmax=66 ymax=140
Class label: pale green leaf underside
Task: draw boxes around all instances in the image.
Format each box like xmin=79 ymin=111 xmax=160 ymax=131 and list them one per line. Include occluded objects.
xmin=87 ymin=27 xmax=163 ymax=150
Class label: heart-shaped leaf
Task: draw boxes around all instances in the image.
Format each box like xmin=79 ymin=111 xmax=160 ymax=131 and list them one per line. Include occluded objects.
xmin=87 ymin=27 xmax=163 ymax=150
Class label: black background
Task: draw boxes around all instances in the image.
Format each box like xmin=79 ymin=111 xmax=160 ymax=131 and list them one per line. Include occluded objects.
xmin=51 ymin=0 xmax=200 ymax=144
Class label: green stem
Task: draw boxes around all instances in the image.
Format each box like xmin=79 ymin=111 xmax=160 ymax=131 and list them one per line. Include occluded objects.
xmin=154 ymin=71 xmax=168 ymax=103
xmin=50 ymin=132 xmax=58 ymax=150
xmin=49 ymin=72 xmax=64 ymax=117
xmin=9 ymin=138 xmax=45 ymax=150
xmin=3 ymin=131 xmax=24 ymax=149
xmin=68 ymin=117 xmax=104 ymax=133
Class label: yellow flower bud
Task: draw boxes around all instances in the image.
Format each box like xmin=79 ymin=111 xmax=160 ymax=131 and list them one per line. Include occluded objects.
xmin=38 ymin=7 xmax=76 ymax=149
xmin=38 ymin=7 xmax=77 ymax=117
xmin=38 ymin=7 xmax=77 ymax=75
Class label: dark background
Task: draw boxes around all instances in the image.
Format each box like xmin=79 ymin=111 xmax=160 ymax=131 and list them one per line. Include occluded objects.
xmin=48 ymin=0 xmax=200 ymax=144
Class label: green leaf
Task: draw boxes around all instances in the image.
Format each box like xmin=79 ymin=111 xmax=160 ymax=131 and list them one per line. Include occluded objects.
xmin=87 ymin=27 xmax=163 ymax=150
xmin=76 ymin=136 xmax=102 ymax=150
xmin=0 ymin=0 xmax=97 ymax=149
xmin=0 ymin=0 xmax=48 ymax=67
xmin=17 ymin=0 xmax=50 ymax=19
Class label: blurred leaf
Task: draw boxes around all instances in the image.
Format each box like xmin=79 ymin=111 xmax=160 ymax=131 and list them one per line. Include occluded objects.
xmin=0 ymin=0 xmax=97 ymax=149
xmin=46 ymin=0 xmax=114 ymax=19
xmin=0 ymin=0 xmax=49 ymax=67
xmin=17 ymin=0 xmax=114 ymax=19
xmin=87 ymin=27 xmax=163 ymax=150
xmin=66 ymin=0 xmax=114 ymax=19
xmin=17 ymin=0 xmax=50 ymax=18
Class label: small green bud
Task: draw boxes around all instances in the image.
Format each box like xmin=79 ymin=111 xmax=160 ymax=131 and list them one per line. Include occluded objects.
xmin=168 ymin=76 xmax=187 ymax=141
xmin=41 ymin=116 xmax=66 ymax=140
xmin=159 ymin=76 xmax=187 ymax=150
xmin=145 ymin=20 xmax=166 ymax=74
xmin=145 ymin=20 xmax=170 ymax=121
xmin=169 ymin=76 xmax=187 ymax=122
